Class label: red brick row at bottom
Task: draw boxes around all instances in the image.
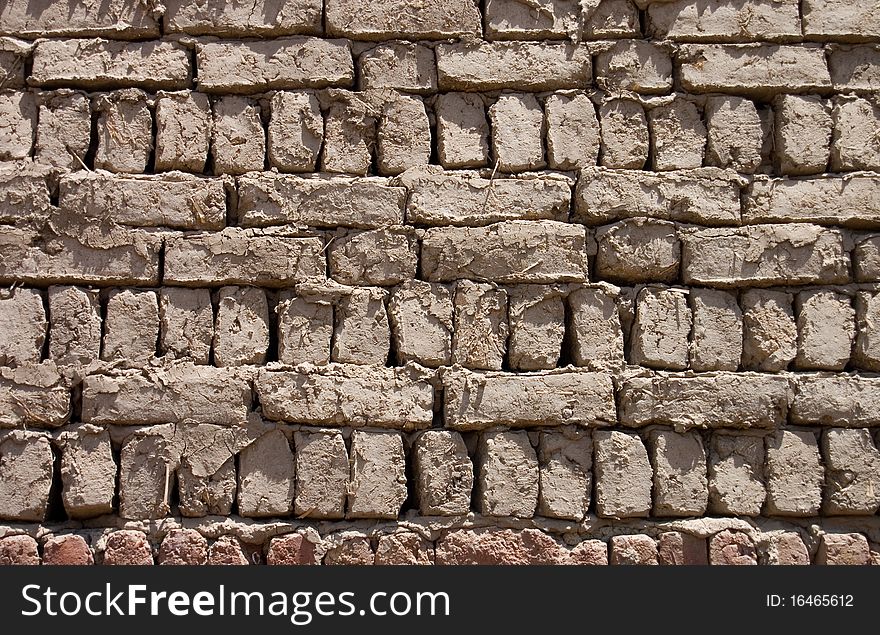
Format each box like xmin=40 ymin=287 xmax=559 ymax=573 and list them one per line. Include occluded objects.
xmin=0 ymin=527 xmax=875 ymax=566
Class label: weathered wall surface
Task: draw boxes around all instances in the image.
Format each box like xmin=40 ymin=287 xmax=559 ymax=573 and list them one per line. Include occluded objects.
xmin=0 ymin=0 xmax=880 ymax=566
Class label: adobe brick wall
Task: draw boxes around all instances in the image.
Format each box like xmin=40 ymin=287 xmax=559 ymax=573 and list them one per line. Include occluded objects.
xmin=0 ymin=0 xmax=879 ymax=566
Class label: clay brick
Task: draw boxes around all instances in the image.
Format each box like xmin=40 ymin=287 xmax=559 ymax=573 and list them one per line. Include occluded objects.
xmin=276 ymin=291 xmax=332 ymax=365
xmin=34 ymin=90 xmax=91 ymax=169
xmin=402 ymin=169 xmax=569 ymax=227
xmin=817 ymin=533 xmax=871 ymax=565
xmin=765 ymin=430 xmax=823 ymax=516
xmin=443 ymin=368 xmax=616 ymax=430
xmin=747 ymin=175 xmax=880 ymax=228
xmin=741 ymin=289 xmax=796 ymax=371
xmin=679 ymin=44 xmax=832 ymax=96
xmin=437 ymin=41 xmax=591 ymax=91
xmin=0 ymin=37 xmax=28 ymax=89
xmin=451 ymin=281 xmax=508 ymax=370
xmin=119 ymin=429 xmax=174 ymax=520
xmin=0 ymin=535 xmax=39 ymax=565
xmin=56 ymin=424 xmax=116 ymax=519
xmin=538 ymin=428 xmax=591 ymax=521
xmin=59 ymin=171 xmax=226 ymax=230
xmin=0 ymin=224 xmax=162 ymax=286
xmin=0 ymin=364 xmax=70 ymax=429
xmin=630 ymin=287 xmax=691 ymax=370
xmin=832 ymin=97 xmax=880 ymax=171
xmin=596 ymin=219 xmax=680 ymax=284
xmin=657 ymin=532 xmax=708 ymax=565
xmin=435 ymin=93 xmax=489 ymax=169
xmin=294 ymin=430 xmax=349 ymax=519
xmin=435 ymin=528 xmax=566 ymax=565
xmin=569 ymin=286 xmax=625 ymax=369
xmin=792 ymin=375 xmax=880 ymax=427
xmin=766 ymin=532 xmax=810 ymax=565
xmin=267 ymin=91 xmax=322 ymax=172
xmin=325 ymin=536 xmax=374 ymax=565
xmin=489 ymin=93 xmax=545 ymax=172
xmin=822 ymin=428 xmax=880 ymax=515
xmin=708 ymin=433 xmax=766 ymax=516
xmin=508 ymin=285 xmax=565 ymax=370
xmin=649 ymin=430 xmax=708 ymax=517
xmin=257 ymin=366 xmax=433 ymax=429
xmin=598 ymin=99 xmax=649 ymax=169
xmin=82 ymin=366 xmax=250 ymax=426
xmin=0 ymin=431 xmax=52 ymax=521
xmin=649 ymin=0 xmax=801 ymax=41
xmin=594 ymin=430 xmax=652 ymax=518
xmin=0 ymin=165 xmax=51 ymax=223
xmin=178 ymin=455 xmax=236 ymax=518
xmin=159 ymin=529 xmax=208 ymax=566
xmin=102 ymin=289 xmax=158 ymax=365
xmin=389 ymin=280 xmax=453 ymax=367
xmin=159 ymin=288 xmax=213 ymax=364
xmin=197 ymin=38 xmax=353 ymax=93
xmin=610 ymin=535 xmax=659 ymax=565
xmin=92 ymin=89 xmax=151 ymax=173
xmin=375 ymin=533 xmax=434 ymax=565
xmin=155 ymin=91 xmax=212 ymax=173
xmin=620 ymin=373 xmax=791 ymax=429
xmin=0 ymin=1 xmax=158 ymax=38
xmin=213 ymin=286 xmax=269 ymax=367
xmin=803 ymin=0 xmax=880 ymax=41
xmin=648 ymin=98 xmax=706 ymax=170
xmin=360 ymin=43 xmax=437 ymax=93
xmin=422 ymin=221 xmax=588 ymax=284
xmin=43 ymin=535 xmax=93 ymax=566
xmin=378 ymin=96 xmax=430 ymax=176
xmin=413 ymin=430 xmax=473 ymax=516
xmin=211 ymin=96 xmax=265 ymax=175
xmin=164 ymin=229 xmax=325 ymax=287
xmin=31 ymin=39 xmax=187 ymax=90
xmin=568 ymin=540 xmax=609 ymax=566
xmin=584 ymin=0 xmax=640 ymax=38
xmin=485 ymin=0 xmax=577 ymax=39
xmin=239 ymin=173 xmax=404 ymax=229
xmin=855 ymin=291 xmax=880 ymax=370
xmin=321 ymin=96 xmax=375 ymax=175
xmin=690 ymin=288 xmax=742 ymax=372
xmin=709 ymin=530 xmax=757 ymax=565
xmin=326 ymin=0 xmax=481 ymax=39
xmin=681 ymin=224 xmax=849 ymax=288
xmin=0 ymin=288 xmax=45 ymax=367
xmin=545 ymin=92 xmax=600 ymax=170
xmin=477 ymin=431 xmax=538 ymax=518
xmin=0 ymin=90 xmax=35 ymax=160
xmin=103 ymin=530 xmax=154 ymax=565
xmin=773 ymin=95 xmax=832 ymax=175
xmin=855 ymin=236 xmax=880 ymax=281
xmin=208 ymin=536 xmax=249 ymax=565
xmin=704 ymin=95 xmax=763 ymax=172
xmin=794 ymin=290 xmax=854 ymax=371
xmin=596 ymin=40 xmax=672 ymax=94
xmin=829 ymin=45 xmax=880 ymax=92
xmin=163 ymin=0 xmax=322 ymax=36
xmin=575 ymin=168 xmax=741 ymax=226
xmin=333 ymin=287 xmax=390 ymax=365
xmin=330 ymin=228 xmax=417 ymax=287
xmin=266 ymin=534 xmax=319 ymax=566
xmin=238 ymin=429 xmax=295 ymax=518
xmin=348 ymin=430 xmax=407 ymax=520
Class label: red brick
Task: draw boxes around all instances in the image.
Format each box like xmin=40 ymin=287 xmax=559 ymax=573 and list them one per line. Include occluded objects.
xmin=435 ymin=528 xmax=567 ymax=565
xmin=43 ymin=535 xmax=93 ymax=566
xmin=568 ymin=540 xmax=609 ymax=565
xmin=103 ymin=530 xmax=154 ymax=565
xmin=208 ymin=536 xmax=250 ymax=565
xmin=324 ymin=537 xmax=374 ymax=565
xmin=0 ymin=535 xmax=40 ymax=565
xmin=158 ymin=529 xmax=208 ymax=566
xmin=610 ymin=535 xmax=659 ymax=565
xmin=657 ymin=532 xmax=708 ymax=565
xmin=817 ymin=533 xmax=871 ymax=565
xmin=709 ymin=530 xmax=757 ymax=565
xmin=266 ymin=534 xmax=320 ymax=565
xmin=768 ymin=532 xmax=810 ymax=565
xmin=374 ymin=533 xmax=434 ymax=565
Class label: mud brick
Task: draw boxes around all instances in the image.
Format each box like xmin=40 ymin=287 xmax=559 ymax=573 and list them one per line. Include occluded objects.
xmin=329 ymin=228 xmax=418 ymax=287
xmin=478 ymin=431 xmax=539 ymax=518
xmin=102 ymin=289 xmax=158 ymax=365
xmin=119 ymin=428 xmax=175 ymax=520
xmin=766 ymin=532 xmax=810 ymax=565
xmin=0 ymin=164 xmax=51 ymax=223
xmin=102 ymin=531 xmax=154 ymax=565
xmin=208 ymin=536 xmax=249 ymax=565
xmin=0 ymin=364 xmax=70 ymax=429
xmin=276 ymin=291 xmax=332 ymax=365
xmin=657 ymin=532 xmax=708 ymax=565
xmin=817 ymin=533 xmax=871 ymax=565
xmin=690 ymin=288 xmax=742 ymax=371
xmin=855 ymin=291 xmax=880 ymax=370
xmin=545 ymin=91 xmax=599 ymax=170
xmin=829 ymin=45 xmax=880 ymax=92
xmin=648 ymin=98 xmax=706 ymax=170
xmin=360 ymin=43 xmax=437 ymax=93
xmin=294 ymin=430 xmax=349 ymax=519
xmin=648 ymin=0 xmax=801 ymax=42
xmin=610 ymin=535 xmax=659 ymax=565
xmin=803 ymin=0 xmax=880 ymax=41
xmin=326 ymin=0 xmax=481 ymax=39
xmin=704 ymin=95 xmax=763 ymax=173
xmin=212 ymin=286 xmax=269 ymax=367
xmin=741 ymin=289 xmax=797 ymax=371
xmin=0 ymin=288 xmax=45 ymax=367
xmin=568 ymin=540 xmax=609 ymax=566
xmin=855 ymin=235 xmax=880 ymax=281
xmin=595 ymin=219 xmax=680 ymax=284
xmin=211 ymin=96 xmax=265 ymax=175
xmin=822 ymin=428 xmax=880 ymax=515
xmin=93 ymin=89 xmax=152 ymax=173
xmin=832 ymin=97 xmax=880 ymax=171
xmin=413 ymin=430 xmax=473 ymax=516
xmin=596 ymin=40 xmax=672 ymax=94
xmin=594 ymin=430 xmax=652 ymax=518
xmin=321 ymin=95 xmax=375 ymax=175
xmin=375 ymin=533 xmax=434 ymax=565
xmin=0 ymin=37 xmax=28 ymax=89
xmin=747 ymin=175 xmax=880 ymax=228
xmin=709 ymin=530 xmax=757 ymax=565
xmin=584 ymin=0 xmax=639 ymax=38
xmin=348 ymin=430 xmax=407 ymax=520
xmin=765 ymin=430 xmax=824 ymax=516
xmin=774 ymin=95 xmax=832 ymax=175
xmin=163 ymin=0 xmax=322 ymax=36
xmin=630 ymin=287 xmax=691 ymax=370
xmin=435 ymin=528 xmax=567 ymax=565
xmin=43 ymin=535 xmax=93 ymax=566
xmin=794 ymin=290 xmax=854 ymax=371
xmin=267 ymin=91 xmax=322 ymax=172
xmin=159 ymin=529 xmax=208 ymax=566
xmin=508 ymin=285 xmax=565 ymax=370
xmin=599 ymin=99 xmax=649 ymax=169
xmin=435 ymin=93 xmax=489 ymax=168
xmin=378 ymin=96 xmax=430 ymax=175
xmin=56 ymin=424 xmax=116 ymax=519
xmin=34 ymin=90 xmax=90 ymax=169
xmin=489 ymin=93 xmax=545 ymax=172
xmin=484 ymin=0 xmax=578 ymax=39
xmin=538 ymin=428 xmax=592 ymax=521
xmin=159 ymin=288 xmax=213 ymax=365
xmin=238 ymin=429 xmax=295 ymax=518
xmin=569 ymin=286 xmax=625 ymax=369
xmin=389 ymin=280 xmax=453 ymax=367
xmin=791 ymin=375 xmax=880 ymax=427
xmin=0 ymin=431 xmax=52 ymax=521
xmin=451 ymin=280 xmax=508 ymax=371
xmin=324 ymin=536 xmax=374 ymax=565
xmin=333 ymin=287 xmax=390 ymax=365
xmin=266 ymin=534 xmax=319 ymax=566
xmin=155 ymin=91 xmax=212 ymax=173
xmin=0 ymin=535 xmax=39 ymax=565
xmin=0 ymin=1 xmax=158 ymax=38
xmin=708 ymin=433 xmax=766 ymax=516
xmin=0 ymin=91 xmax=35 ymax=160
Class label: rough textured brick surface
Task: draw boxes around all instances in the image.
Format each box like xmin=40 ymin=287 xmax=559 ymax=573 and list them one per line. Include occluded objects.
xmin=599 ymin=99 xmax=649 ymax=169
xmin=0 ymin=288 xmax=45 ymax=367
xmin=294 ymin=431 xmax=348 ymax=519
xmin=0 ymin=535 xmax=39 ymax=565
xmin=34 ymin=90 xmax=90 ymax=169
xmin=360 ymin=43 xmax=437 ymax=93
xmin=709 ymin=434 xmax=766 ymax=516
xmin=414 ymin=430 xmax=473 ymax=516
xmin=103 ymin=531 xmax=153 ymax=565
xmin=43 ymin=535 xmax=94 ymax=566
xmin=791 ymin=376 xmax=880 ymax=426
xmin=596 ymin=219 xmax=680 ymax=284
xmin=596 ymin=40 xmax=672 ymax=94
xmin=508 ymin=285 xmax=565 ymax=370
xmin=822 ymin=428 xmax=880 ymax=515
xmin=435 ymin=528 xmax=566 ymax=565
xmin=479 ymin=431 xmax=538 ymax=518
xmin=709 ymin=530 xmax=757 ymax=565
xmin=649 ymin=430 xmax=708 ymax=517
xmin=817 ymin=533 xmax=871 ymax=565
xmin=594 ymin=430 xmax=652 ymax=518
xmin=630 ymin=287 xmax=691 ymax=370
xmin=327 ymin=0 xmax=481 ymax=39
xmin=610 ymin=535 xmax=659 ymax=565
xmin=164 ymin=0 xmax=322 ymax=36
xmin=766 ymin=430 xmax=824 ymax=517
xmin=569 ymin=286 xmax=625 ymax=370
xmin=0 ymin=1 xmax=158 ymax=38
xmin=538 ymin=428 xmax=592 ymax=521
xmin=155 ymin=91 xmax=211 ymax=173
xmin=0 ymin=364 xmax=70 ymax=429
xmin=648 ymin=0 xmax=801 ymax=42
xmin=348 ymin=431 xmax=407 ymax=520
xmin=56 ymin=424 xmax=116 ymax=519
xmin=238 ymin=429 xmax=295 ymax=518
xmin=0 ymin=431 xmax=53 ymax=521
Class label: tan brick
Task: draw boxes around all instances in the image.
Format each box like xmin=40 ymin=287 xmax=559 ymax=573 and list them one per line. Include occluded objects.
xmin=56 ymin=424 xmax=116 ymax=519
xmin=413 ymin=430 xmax=473 ymax=516
xmin=485 ymin=0 xmax=578 ymax=39
xmin=648 ymin=97 xmax=706 ymax=170
xmin=159 ymin=288 xmax=213 ymax=365
xmin=389 ymin=280 xmax=453 ymax=367
xmin=794 ymin=290 xmax=854 ymax=371
xmin=0 ymin=364 xmax=70 ymax=429
xmin=321 ymin=96 xmax=375 ymax=175
xmin=211 ymin=96 xmax=264 ymax=175
xmin=748 ymin=175 xmax=880 ymax=229
xmin=832 ymin=97 xmax=880 ymax=171
xmin=538 ymin=428 xmax=591 ymax=521
xmin=704 ymin=95 xmax=763 ymax=173
xmin=649 ymin=430 xmax=708 ymax=517
xmin=489 ymin=93 xmax=545 ymax=172
xmin=451 ymin=280 xmax=508 ymax=371
xmin=329 ymin=227 xmax=417 ymax=287
xmin=545 ymin=92 xmax=600 ymax=170
xmin=596 ymin=219 xmax=680 ymax=284
xmin=213 ymin=286 xmax=269 ymax=367
xmin=803 ymin=0 xmax=880 ymax=41
xmin=294 ymin=430 xmax=349 ymax=519
xmin=478 ymin=431 xmax=538 ymax=518
xmin=238 ymin=429 xmax=295 ymax=518
xmin=0 ymin=37 xmax=29 ymax=89
xmin=0 ymin=431 xmax=52 ymax=521
xmin=823 ymin=428 xmax=880 ymax=515
xmin=0 ymin=288 xmax=45 ymax=367
xmin=598 ymin=99 xmax=649 ymax=169
xmin=765 ymin=430 xmax=823 ymax=516
xmin=276 ymin=291 xmax=332 ymax=365
xmin=93 ymin=89 xmax=151 ymax=173
xmin=594 ymin=430 xmax=652 ymax=518
xmin=855 ymin=235 xmax=880 ymax=282
xmin=34 ymin=90 xmax=90 ymax=170
xmin=773 ymin=95 xmax=832 ymax=176
xmin=630 ymin=287 xmax=691 ymax=370
xmin=584 ymin=0 xmax=640 ymax=38
xmin=360 ymin=43 xmax=437 ymax=93
xmin=377 ymin=96 xmax=431 ymax=175
xmin=435 ymin=93 xmax=489 ymax=169
xmin=855 ymin=291 xmax=880 ymax=370
xmin=569 ymin=286 xmax=625 ymax=370
xmin=508 ymin=285 xmax=565 ymax=370
xmin=741 ymin=289 xmax=797 ymax=371
xmin=102 ymin=289 xmax=158 ymax=365
xmin=596 ymin=40 xmax=672 ymax=94
xmin=0 ymin=165 xmax=51 ymax=223
xmin=163 ymin=0 xmax=322 ymax=36
xmin=119 ymin=428 xmax=174 ymax=520
xmin=708 ymin=433 xmax=766 ymax=516
xmin=48 ymin=286 xmax=101 ymax=366
xmin=792 ymin=375 xmax=880 ymax=427
xmin=690 ymin=288 xmax=742 ymax=372
xmin=829 ymin=45 xmax=880 ymax=92
xmin=0 ymin=90 xmax=35 ymax=160
xmin=155 ymin=91 xmax=212 ymax=173
xmin=0 ymin=1 xmax=158 ymax=38
xmin=333 ymin=287 xmax=390 ymax=365
xmin=267 ymin=91 xmax=322 ymax=172
xmin=348 ymin=430 xmax=407 ymax=520
xmin=648 ymin=0 xmax=801 ymax=42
